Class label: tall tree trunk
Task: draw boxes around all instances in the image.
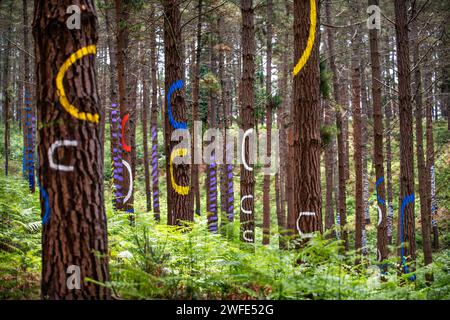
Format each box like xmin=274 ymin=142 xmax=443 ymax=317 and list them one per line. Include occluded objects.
xmin=23 ymin=0 xmax=35 ymax=192
xmin=2 ymin=1 xmax=13 ymax=176
xmin=191 ymin=0 xmax=203 ymax=218
xmin=384 ymin=33 xmax=394 ymax=245
xmin=276 ymin=0 xmax=290 ymax=248
xmin=105 ymin=4 xmax=121 ymax=210
xmin=394 ymin=0 xmax=416 ymax=276
xmin=411 ymin=2 xmax=432 ymax=271
xmin=141 ymin=43 xmax=152 ymax=212
xmin=360 ymin=60 xmax=371 ymax=231
xmin=324 ymin=103 xmax=335 ymax=237
xmin=207 ymin=29 xmax=218 ymax=233
xmin=115 ymin=0 xmax=134 ymax=219
xmin=163 ymin=0 xmax=192 ymax=225
xmin=425 ymin=64 xmax=438 ymax=249
xmin=350 ymin=2 xmax=364 ymax=261
xmin=33 ymin=0 xmax=110 ymax=299
xmin=325 ymin=0 xmax=347 ymax=248
xmin=292 ymin=0 xmax=322 ymax=244
xmin=150 ymin=5 xmax=160 ymax=220
xmin=240 ymin=0 xmax=256 ymax=243
xmin=262 ymin=0 xmax=273 ymax=245
xmin=368 ymin=0 xmax=388 ymax=265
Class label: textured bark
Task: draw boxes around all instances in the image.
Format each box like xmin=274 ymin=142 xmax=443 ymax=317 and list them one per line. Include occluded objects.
xmin=292 ymin=0 xmax=322 ymax=244
xmin=411 ymin=2 xmax=432 ymax=268
xmin=115 ymin=0 xmax=134 ymax=218
xmin=276 ymin=0 xmax=290 ymax=248
xmin=324 ymin=1 xmax=337 ymax=238
xmin=105 ymin=5 xmax=121 ymax=210
xmin=163 ymin=0 xmax=192 ymax=225
xmin=150 ymin=5 xmax=160 ymax=220
xmin=33 ymin=0 xmax=109 ymax=299
xmin=350 ymin=3 xmax=364 ymax=261
xmin=191 ymin=0 xmax=202 ymax=218
xmin=394 ymin=0 xmax=416 ymax=274
xmin=2 ymin=1 xmax=13 ymax=176
xmin=324 ymin=100 xmax=335 ymax=236
xmin=23 ymin=0 xmax=35 ymax=192
xmin=262 ymin=0 xmax=273 ymax=245
xmin=239 ymin=0 xmax=256 ymax=243
xmin=368 ymin=0 xmax=388 ymax=264
xmin=217 ymin=15 xmax=234 ymax=230
xmin=141 ymin=43 xmax=152 ymax=212
xmin=207 ymin=30 xmax=218 ymax=233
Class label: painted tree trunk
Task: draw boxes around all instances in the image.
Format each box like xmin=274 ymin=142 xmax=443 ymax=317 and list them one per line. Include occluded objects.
xmin=150 ymin=5 xmax=160 ymax=220
xmin=33 ymin=0 xmax=110 ymax=299
xmin=115 ymin=0 xmax=134 ymax=220
xmin=23 ymin=0 xmax=35 ymax=193
xmin=163 ymin=0 xmax=192 ymax=225
xmin=292 ymin=0 xmax=322 ymax=245
xmin=142 ymin=44 xmax=152 ymax=213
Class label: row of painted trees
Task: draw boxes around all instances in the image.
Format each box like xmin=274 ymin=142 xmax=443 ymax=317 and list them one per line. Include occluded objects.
xmin=0 ymin=0 xmax=448 ymax=298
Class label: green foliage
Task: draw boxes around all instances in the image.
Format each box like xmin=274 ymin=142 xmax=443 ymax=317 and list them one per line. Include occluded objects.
xmin=0 ymin=121 xmax=449 ymax=300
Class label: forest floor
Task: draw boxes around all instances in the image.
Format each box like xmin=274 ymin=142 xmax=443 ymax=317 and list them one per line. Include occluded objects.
xmin=0 ymin=122 xmax=449 ymax=300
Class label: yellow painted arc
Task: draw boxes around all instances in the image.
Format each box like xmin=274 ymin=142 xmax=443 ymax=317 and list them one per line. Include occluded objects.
xmin=170 ymin=148 xmax=190 ymax=196
xmin=56 ymin=45 xmax=100 ymax=123
xmin=292 ymin=0 xmax=317 ymax=77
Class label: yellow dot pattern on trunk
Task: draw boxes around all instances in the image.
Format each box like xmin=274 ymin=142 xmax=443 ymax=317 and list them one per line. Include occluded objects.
xmin=170 ymin=148 xmax=190 ymax=196
xmin=56 ymin=45 xmax=99 ymax=123
xmin=292 ymin=0 xmax=316 ymax=77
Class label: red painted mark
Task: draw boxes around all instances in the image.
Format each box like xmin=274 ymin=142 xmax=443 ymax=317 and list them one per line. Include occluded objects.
xmin=121 ymin=114 xmax=132 ymax=152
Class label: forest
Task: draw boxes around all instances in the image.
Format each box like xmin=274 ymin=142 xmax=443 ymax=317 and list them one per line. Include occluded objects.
xmin=0 ymin=0 xmax=449 ymax=301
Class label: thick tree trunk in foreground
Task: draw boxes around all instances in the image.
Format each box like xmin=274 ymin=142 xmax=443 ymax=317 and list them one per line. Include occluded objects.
xmin=292 ymin=0 xmax=322 ymax=245
xmin=394 ymin=0 xmax=416 ymax=275
xmin=163 ymin=0 xmax=192 ymax=225
xmin=33 ymin=0 xmax=109 ymax=299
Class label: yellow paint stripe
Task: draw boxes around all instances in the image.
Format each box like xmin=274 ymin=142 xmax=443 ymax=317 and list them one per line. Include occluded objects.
xmin=56 ymin=45 xmax=99 ymax=123
xmin=170 ymin=148 xmax=190 ymax=196
xmin=292 ymin=0 xmax=316 ymax=77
